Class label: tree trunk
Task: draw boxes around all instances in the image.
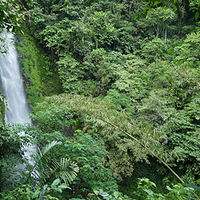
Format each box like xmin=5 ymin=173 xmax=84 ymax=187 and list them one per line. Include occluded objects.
xmin=164 ymin=25 xmax=167 ymax=44
xmin=156 ymin=25 xmax=159 ymax=37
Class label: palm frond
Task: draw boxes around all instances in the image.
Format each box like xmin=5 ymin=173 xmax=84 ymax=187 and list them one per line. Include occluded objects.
xmin=25 ymin=140 xmax=62 ymax=184
xmin=41 ymin=141 xmax=62 ymax=155
xmin=52 ymin=158 xmax=79 ymax=185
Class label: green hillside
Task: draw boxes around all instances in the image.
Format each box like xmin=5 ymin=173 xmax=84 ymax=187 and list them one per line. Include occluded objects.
xmin=0 ymin=0 xmax=200 ymax=199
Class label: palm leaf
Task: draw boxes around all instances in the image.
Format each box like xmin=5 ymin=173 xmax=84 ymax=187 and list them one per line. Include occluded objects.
xmin=41 ymin=141 xmax=62 ymax=155
xmin=25 ymin=141 xmax=62 ymax=184
xmin=52 ymin=158 xmax=79 ymax=185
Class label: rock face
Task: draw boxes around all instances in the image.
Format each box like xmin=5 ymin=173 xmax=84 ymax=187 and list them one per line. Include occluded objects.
xmin=21 ymin=67 xmax=33 ymax=87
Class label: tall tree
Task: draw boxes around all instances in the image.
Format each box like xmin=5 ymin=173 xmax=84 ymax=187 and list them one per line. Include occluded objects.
xmin=146 ymin=7 xmax=176 ymax=43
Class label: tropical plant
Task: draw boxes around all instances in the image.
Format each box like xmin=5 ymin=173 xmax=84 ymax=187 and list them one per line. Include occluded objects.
xmin=30 ymin=102 xmax=77 ymax=133
xmin=146 ymin=7 xmax=176 ymax=43
xmin=88 ymin=189 xmax=131 ymax=200
xmin=0 ymin=0 xmax=24 ymax=33
xmin=133 ymin=178 xmax=200 ymax=200
xmin=64 ymin=130 xmax=118 ymax=198
xmin=0 ymin=124 xmax=26 ymax=191
xmin=0 ymin=179 xmax=70 ymax=200
xmin=0 ymin=0 xmax=29 ymax=53
xmin=24 ymin=140 xmax=79 ymax=187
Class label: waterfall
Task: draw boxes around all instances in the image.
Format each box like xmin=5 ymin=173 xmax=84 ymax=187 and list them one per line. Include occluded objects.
xmin=0 ymin=33 xmax=31 ymax=124
xmin=0 ymin=33 xmax=35 ymax=171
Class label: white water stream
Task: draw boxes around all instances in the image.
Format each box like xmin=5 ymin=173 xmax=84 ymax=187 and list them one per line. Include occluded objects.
xmin=0 ymin=33 xmax=31 ymax=124
xmin=0 ymin=33 xmax=35 ymax=170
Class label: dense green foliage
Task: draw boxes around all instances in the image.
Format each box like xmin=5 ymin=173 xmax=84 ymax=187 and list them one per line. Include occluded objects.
xmin=28 ymin=102 xmax=119 ymax=199
xmin=1 ymin=0 xmax=200 ymax=199
xmin=0 ymin=124 xmax=24 ymax=191
xmin=0 ymin=0 xmax=32 ymax=52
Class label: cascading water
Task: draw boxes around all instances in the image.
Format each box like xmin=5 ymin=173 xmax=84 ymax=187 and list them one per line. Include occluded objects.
xmin=0 ymin=33 xmax=31 ymax=124
xmin=0 ymin=33 xmax=35 ymax=171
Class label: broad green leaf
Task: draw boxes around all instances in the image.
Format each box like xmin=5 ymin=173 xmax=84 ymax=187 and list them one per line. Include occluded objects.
xmin=167 ymin=50 xmax=174 ymax=54
xmin=51 ymin=178 xmax=61 ymax=187
xmin=182 ymin=183 xmax=200 ymax=192
xmin=195 ymin=12 xmax=199 ymax=20
xmin=153 ymin=1 xmax=160 ymax=6
xmin=172 ymin=3 xmax=177 ymax=10
xmin=58 ymin=183 xmax=71 ymax=190
xmin=57 ymin=188 xmax=62 ymax=193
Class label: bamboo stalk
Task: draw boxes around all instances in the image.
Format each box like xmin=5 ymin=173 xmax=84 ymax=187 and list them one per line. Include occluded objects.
xmin=85 ymin=112 xmax=200 ymax=200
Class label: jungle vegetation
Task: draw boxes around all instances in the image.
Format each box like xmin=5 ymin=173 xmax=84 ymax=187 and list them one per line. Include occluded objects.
xmin=0 ymin=0 xmax=200 ymax=199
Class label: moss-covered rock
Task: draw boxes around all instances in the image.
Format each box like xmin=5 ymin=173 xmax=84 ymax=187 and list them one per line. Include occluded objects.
xmin=16 ymin=35 xmax=63 ymax=107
